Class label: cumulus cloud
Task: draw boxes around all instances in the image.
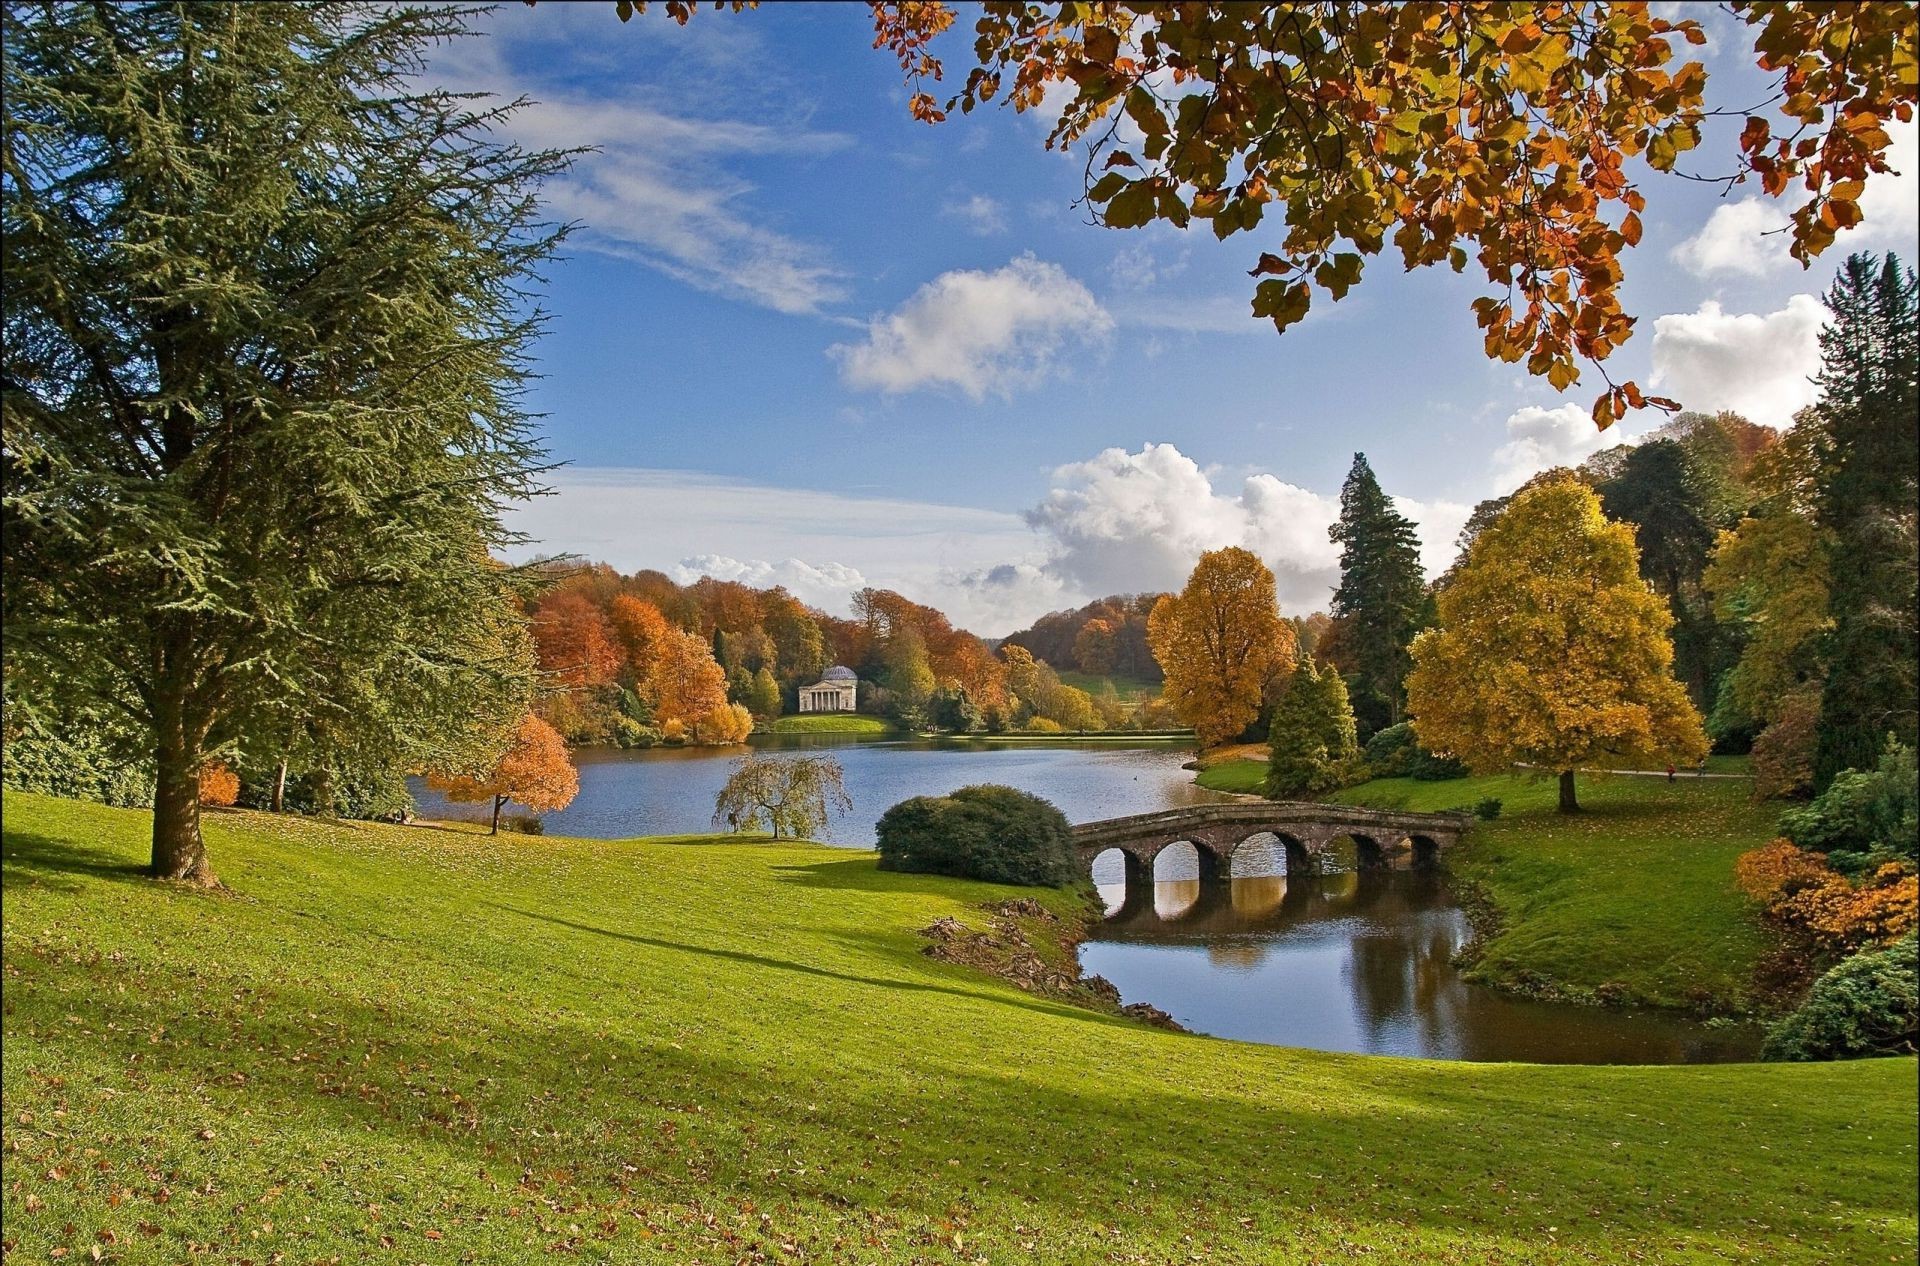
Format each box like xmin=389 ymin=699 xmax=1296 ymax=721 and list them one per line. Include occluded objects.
xmin=1012 ymin=443 xmax=1464 ymax=613
xmin=1671 ymin=198 xmax=1794 ymax=278
xmin=1671 ymin=119 xmax=1917 ymax=278
xmin=830 ymin=255 xmax=1114 ymax=399
xmin=1650 ymin=295 xmax=1825 ymax=428
xmin=1490 ymin=404 xmax=1644 ymax=493
xmin=944 ymin=194 xmax=1008 ymax=236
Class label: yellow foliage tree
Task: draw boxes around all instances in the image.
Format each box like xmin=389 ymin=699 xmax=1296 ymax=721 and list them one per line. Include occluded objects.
xmin=647 ymin=627 xmax=733 ymax=739
xmin=1147 ymin=547 xmax=1296 ymax=748
xmin=1408 ymin=472 xmax=1707 ymax=812
xmin=425 ymin=712 xmax=579 ymax=834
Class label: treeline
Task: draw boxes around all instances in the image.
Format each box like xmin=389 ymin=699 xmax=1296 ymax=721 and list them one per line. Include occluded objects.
xmin=522 ymin=567 xmax=1172 ymax=745
xmin=998 ymin=595 xmax=1163 ymax=683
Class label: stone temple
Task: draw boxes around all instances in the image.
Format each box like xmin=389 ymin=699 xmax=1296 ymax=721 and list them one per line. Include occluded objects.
xmin=797 ymin=665 xmax=858 ymax=713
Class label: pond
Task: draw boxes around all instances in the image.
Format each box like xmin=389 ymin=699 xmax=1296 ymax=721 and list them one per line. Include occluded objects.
xmin=1081 ymin=842 xmax=1761 ymax=1065
xmin=411 ymin=734 xmax=1228 ymax=845
xmin=411 ymin=737 xmax=1760 ymax=1065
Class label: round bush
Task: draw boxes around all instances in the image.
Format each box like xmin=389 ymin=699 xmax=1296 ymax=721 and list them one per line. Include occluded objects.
xmin=1762 ymin=934 xmax=1917 ymax=1061
xmin=875 ymin=784 xmax=1077 ymax=887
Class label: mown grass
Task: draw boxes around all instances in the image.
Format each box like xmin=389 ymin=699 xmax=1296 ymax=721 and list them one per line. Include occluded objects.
xmin=762 ymin=713 xmax=895 ymax=735
xmin=1056 ymin=670 xmax=1160 ymax=704
xmin=1334 ymin=771 xmax=1782 ymax=1010
xmin=3 ymin=791 xmax=1914 ymax=1265
xmin=1195 ymin=757 xmax=1267 ymax=794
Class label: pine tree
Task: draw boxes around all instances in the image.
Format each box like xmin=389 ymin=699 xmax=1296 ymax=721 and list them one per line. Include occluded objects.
xmin=1327 ymin=454 xmax=1425 ymax=734
xmin=1264 ymin=658 xmax=1359 ymax=799
xmin=1597 ymin=440 xmax=1724 ymax=707
xmin=1813 ymin=253 xmax=1920 ymax=788
xmin=2 ymin=5 xmax=565 ymax=881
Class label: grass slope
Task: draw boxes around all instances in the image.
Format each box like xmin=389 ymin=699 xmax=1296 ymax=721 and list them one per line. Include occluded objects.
xmin=763 ymin=714 xmax=895 ymax=735
xmin=4 ymin=792 xmax=1914 ymax=1265
xmin=1335 ymin=772 xmax=1781 ymax=1009
xmin=1195 ymin=758 xmax=1266 ymax=794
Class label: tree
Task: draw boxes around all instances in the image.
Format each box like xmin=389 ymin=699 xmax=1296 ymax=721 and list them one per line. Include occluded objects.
xmin=533 ymin=591 xmax=623 ymax=689
xmin=1264 ymin=658 xmax=1359 ymax=800
xmin=1813 ymin=254 xmax=1919 ymax=787
xmin=645 ymin=629 xmax=730 ymax=734
xmin=1073 ymin=617 xmax=1118 ymax=675
xmin=875 ymin=784 xmax=1076 ymax=887
xmin=426 ymin=713 xmax=579 ymax=835
xmin=1327 ymin=454 xmax=1425 ymax=733
xmin=1597 ymin=440 xmax=1723 ymax=707
xmin=1407 ymin=472 xmax=1707 ymax=812
xmin=746 ymin=667 xmax=782 ymax=720
xmin=1 ymin=5 xmax=561 ymax=881
xmin=862 ymin=1 xmax=1916 ymax=427
xmin=712 ymin=754 xmax=851 ymax=840
xmin=883 ymin=627 xmax=936 ymax=723
xmin=1148 ymin=548 xmax=1296 ymax=748
xmin=608 ymin=594 xmax=671 ymax=678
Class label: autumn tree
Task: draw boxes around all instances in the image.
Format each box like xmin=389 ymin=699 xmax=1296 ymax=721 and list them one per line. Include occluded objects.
xmin=533 ymin=591 xmax=623 ymax=689
xmin=1328 ymin=454 xmax=1425 ymax=733
xmin=426 ymin=713 xmax=579 ymax=835
xmin=1 ymin=5 xmax=561 ymax=881
xmin=646 ymin=628 xmax=731 ymax=734
xmin=747 ymin=667 xmax=782 ymax=720
xmin=1148 ymin=547 xmax=1296 ymax=748
xmin=712 ymin=753 xmax=852 ymax=840
xmin=1265 ymin=658 xmax=1359 ymax=800
xmin=863 ymin=1 xmax=1917 ymax=427
xmin=1407 ymin=472 xmax=1707 ymax=812
xmin=1073 ymin=617 xmax=1118 ymax=675
xmin=1812 ymin=253 xmax=1919 ymax=787
xmin=608 ymin=594 xmax=671 ymax=676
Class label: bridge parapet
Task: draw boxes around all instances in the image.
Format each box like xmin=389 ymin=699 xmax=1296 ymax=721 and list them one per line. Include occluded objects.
xmin=1071 ymin=801 xmax=1472 ymax=882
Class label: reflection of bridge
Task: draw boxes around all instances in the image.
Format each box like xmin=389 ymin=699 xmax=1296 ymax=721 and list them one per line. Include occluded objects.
xmin=1072 ymin=802 xmax=1473 ymax=908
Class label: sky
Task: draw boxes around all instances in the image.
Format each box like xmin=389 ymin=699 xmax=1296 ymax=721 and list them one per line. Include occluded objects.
xmin=425 ymin=3 xmax=1918 ymax=636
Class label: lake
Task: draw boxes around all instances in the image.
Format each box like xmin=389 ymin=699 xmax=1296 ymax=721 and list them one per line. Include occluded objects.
xmin=412 ymin=736 xmax=1760 ymax=1064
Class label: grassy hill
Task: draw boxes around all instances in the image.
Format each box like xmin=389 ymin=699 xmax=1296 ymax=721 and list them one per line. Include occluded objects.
xmin=3 ymin=791 xmax=1914 ymax=1264
xmin=762 ymin=713 xmax=895 ymax=736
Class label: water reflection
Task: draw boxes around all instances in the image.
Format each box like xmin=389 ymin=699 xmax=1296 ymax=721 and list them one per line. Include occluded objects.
xmin=1081 ymin=871 xmax=1761 ymax=1065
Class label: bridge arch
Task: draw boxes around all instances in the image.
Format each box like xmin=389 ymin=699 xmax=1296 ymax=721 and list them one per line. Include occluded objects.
xmin=1407 ymin=834 xmax=1442 ymax=869
xmin=1320 ymin=832 xmax=1387 ymax=873
xmin=1229 ymin=830 xmax=1306 ymax=878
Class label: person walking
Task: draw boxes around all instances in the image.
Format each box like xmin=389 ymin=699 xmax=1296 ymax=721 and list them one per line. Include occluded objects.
xmin=1666 ymin=763 xmax=1676 ymax=782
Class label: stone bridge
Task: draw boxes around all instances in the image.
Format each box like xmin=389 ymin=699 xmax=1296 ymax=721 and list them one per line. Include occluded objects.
xmin=1071 ymin=802 xmax=1473 ymax=905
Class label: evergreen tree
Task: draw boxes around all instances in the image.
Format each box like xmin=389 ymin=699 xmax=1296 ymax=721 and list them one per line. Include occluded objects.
xmin=1264 ymin=658 xmax=1359 ymax=799
xmin=1327 ymin=454 xmax=1425 ymax=734
xmin=1597 ymin=440 xmax=1725 ymax=708
xmin=1813 ymin=253 xmax=1919 ymax=788
xmin=1 ymin=5 xmax=565 ymax=881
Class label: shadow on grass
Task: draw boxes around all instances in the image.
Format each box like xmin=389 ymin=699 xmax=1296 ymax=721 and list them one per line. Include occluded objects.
xmin=486 ymin=902 xmax=1088 ymax=1022
xmin=1 ymin=830 xmax=148 ymax=892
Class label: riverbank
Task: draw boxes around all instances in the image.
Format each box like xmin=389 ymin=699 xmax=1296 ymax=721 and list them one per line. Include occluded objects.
xmin=5 ymin=792 xmax=1913 ymax=1263
xmin=1334 ymin=772 xmax=1780 ymax=1012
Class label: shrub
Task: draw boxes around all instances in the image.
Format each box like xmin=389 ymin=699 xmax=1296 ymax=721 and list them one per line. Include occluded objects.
xmin=875 ymin=784 xmax=1076 ymax=887
xmin=1362 ymin=722 xmax=1468 ymax=781
xmin=1750 ymin=687 xmax=1820 ymax=800
xmin=1736 ymin=839 xmax=1918 ymax=952
xmin=196 ymin=761 xmax=240 ymax=807
xmin=1472 ymin=797 xmax=1503 ymax=821
xmin=1778 ymin=739 xmax=1918 ymax=873
xmin=500 ymin=813 xmax=545 ymax=835
xmin=1022 ymin=716 xmax=1065 ymax=734
xmin=1762 ymin=935 xmax=1917 ymax=1061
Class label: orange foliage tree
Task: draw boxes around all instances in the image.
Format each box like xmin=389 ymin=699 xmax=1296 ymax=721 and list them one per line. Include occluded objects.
xmin=533 ymin=591 xmax=622 ymax=689
xmin=1148 ymin=547 xmax=1296 ymax=748
xmin=196 ymin=761 xmax=240 ymax=808
xmin=426 ymin=712 xmax=579 ymax=834
xmin=1407 ymin=472 xmax=1708 ymax=812
xmin=1737 ymin=839 xmax=1919 ymax=952
xmin=866 ymin=1 xmax=1917 ymax=427
xmin=607 ymin=593 xmax=671 ymax=673
xmin=647 ymin=628 xmax=731 ymax=734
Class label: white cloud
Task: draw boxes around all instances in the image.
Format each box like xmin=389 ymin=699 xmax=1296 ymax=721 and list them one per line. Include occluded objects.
xmin=1649 ymin=295 xmax=1825 ymax=428
xmin=830 ymin=255 xmax=1114 ymax=399
xmin=944 ymin=194 xmax=1008 ymax=236
xmin=1490 ymin=404 xmax=1646 ymax=492
xmin=1671 ymin=198 xmax=1795 ymax=278
xmin=425 ymin=27 xmax=848 ymax=315
xmin=1014 ymin=443 xmax=1463 ymax=613
xmin=1671 ymin=119 xmax=1917 ymax=278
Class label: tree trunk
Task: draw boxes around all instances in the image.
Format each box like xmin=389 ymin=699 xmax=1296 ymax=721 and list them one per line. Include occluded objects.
xmin=1558 ymin=768 xmax=1580 ymax=814
xmin=271 ymin=758 xmax=288 ymax=813
xmin=490 ymin=794 xmax=505 ymax=835
xmin=151 ymin=727 xmax=215 ymax=884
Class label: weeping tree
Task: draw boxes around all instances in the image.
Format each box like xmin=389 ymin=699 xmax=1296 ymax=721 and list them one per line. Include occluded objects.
xmin=2 ymin=3 xmax=564 ymax=882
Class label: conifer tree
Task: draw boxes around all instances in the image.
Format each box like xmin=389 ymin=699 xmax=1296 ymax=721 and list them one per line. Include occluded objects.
xmin=2 ymin=4 xmax=565 ymax=881
xmin=1264 ymin=658 xmax=1359 ymax=800
xmin=1812 ymin=253 xmax=1919 ymax=788
xmin=1597 ymin=440 xmax=1724 ymax=707
xmin=1327 ymin=454 xmax=1425 ymax=734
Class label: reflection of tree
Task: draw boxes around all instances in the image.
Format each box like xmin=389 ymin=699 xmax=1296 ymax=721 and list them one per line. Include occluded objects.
xmin=1231 ymin=875 xmax=1287 ymax=918
xmin=1344 ymin=877 xmax=1475 ymax=1057
xmin=1153 ymin=878 xmax=1200 ymax=920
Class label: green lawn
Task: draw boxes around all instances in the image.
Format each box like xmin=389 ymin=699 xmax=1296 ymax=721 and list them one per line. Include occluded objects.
xmin=762 ymin=713 xmax=895 ymax=735
xmin=1056 ymin=669 xmax=1160 ymax=703
xmin=1196 ymin=757 xmax=1266 ymax=794
xmin=4 ymin=792 xmax=1913 ymax=1264
xmin=1334 ymin=771 xmax=1782 ymax=1010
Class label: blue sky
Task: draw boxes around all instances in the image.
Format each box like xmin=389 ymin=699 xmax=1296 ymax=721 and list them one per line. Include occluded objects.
xmin=428 ymin=4 xmax=1917 ymax=635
